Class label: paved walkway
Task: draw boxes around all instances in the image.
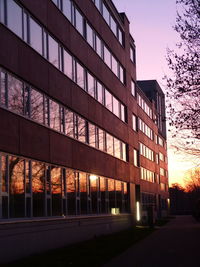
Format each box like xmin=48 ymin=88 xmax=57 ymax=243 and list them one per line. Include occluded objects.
xmin=104 ymin=216 xmax=200 ymax=267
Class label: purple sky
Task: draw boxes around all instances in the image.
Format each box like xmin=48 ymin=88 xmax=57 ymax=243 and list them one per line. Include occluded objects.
xmin=113 ymin=0 xmax=179 ymax=85
xmin=113 ymin=0 xmax=191 ymax=186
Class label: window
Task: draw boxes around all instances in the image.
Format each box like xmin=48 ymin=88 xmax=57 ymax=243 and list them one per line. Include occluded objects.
xmin=96 ymin=81 xmax=104 ymax=104
xmin=31 ymin=88 xmax=44 ymax=124
xmin=9 ymin=157 xmax=25 ymax=218
xmin=159 ymin=152 xmax=164 ymax=161
xmin=75 ymin=8 xmax=83 ymax=35
xmin=140 ymin=143 xmax=154 ymax=161
xmin=119 ymin=65 xmax=124 ymax=84
xmin=121 ymin=105 xmax=125 ymax=122
xmin=113 ymin=97 xmax=119 ymax=117
xmin=110 ymin=16 xmax=117 ymax=36
xmin=51 ymin=167 xmax=62 ymax=216
xmin=29 ymin=17 xmax=43 ymax=55
xmin=133 ymin=149 xmax=139 ymax=167
xmin=7 ymin=0 xmax=23 ymax=38
xmin=50 ymin=100 xmax=60 ymax=131
xmin=132 ymin=114 xmax=137 ymax=131
xmin=95 ymin=34 xmax=102 ymax=57
xmin=130 ymin=46 xmax=136 ymax=63
xmin=77 ymin=116 xmax=86 ymax=143
xmin=160 ymin=168 xmax=165 ymax=176
xmin=158 ymin=136 xmax=164 ymax=147
xmin=118 ymin=28 xmax=123 ymax=45
xmin=106 ymin=133 xmax=114 ymax=155
xmin=87 ymin=72 xmax=95 ymax=97
xmin=102 ymin=3 xmax=110 ymax=25
xmin=122 ymin=143 xmax=126 ymax=161
xmin=105 ymin=89 xmax=112 ymax=112
xmin=48 ymin=35 xmax=59 ymax=68
xmin=131 ymin=80 xmax=136 ymax=97
xmin=89 ymin=123 xmax=96 ymax=148
xmin=8 ymin=74 xmax=23 ymax=115
xmin=63 ymin=49 xmax=73 ymax=79
xmin=103 ymin=46 xmax=111 ymax=69
xmin=98 ymin=128 xmax=105 ymax=151
xmin=86 ymin=23 xmax=94 ymax=48
xmin=65 ymin=109 xmax=74 ymax=138
xmin=63 ymin=0 xmax=72 ymax=21
xmin=76 ymin=62 xmax=85 ymax=89
xmin=156 ymin=154 xmax=159 ymax=164
xmin=111 ymin=56 xmax=118 ymax=77
xmin=0 ymin=71 xmax=7 ymax=107
xmin=32 ymin=161 xmax=45 ymax=217
xmin=114 ymin=138 xmax=120 ymax=159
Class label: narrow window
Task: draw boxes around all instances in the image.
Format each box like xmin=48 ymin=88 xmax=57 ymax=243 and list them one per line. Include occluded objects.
xmin=63 ymin=0 xmax=72 ymax=21
xmin=105 ymin=89 xmax=112 ymax=112
xmin=102 ymin=3 xmax=110 ymax=25
xmin=63 ymin=49 xmax=73 ymax=79
xmin=31 ymin=88 xmax=44 ymax=124
xmin=8 ymin=74 xmax=23 ymax=115
xmin=76 ymin=62 xmax=85 ymax=89
xmin=29 ymin=17 xmax=43 ymax=55
xmin=48 ymin=35 xmax=59 ymax=68
xmin=103 ymin=46 xmax=111 ymax=69
xmin=106 ymin=133 xmax=114 ymax=156
xmin=113 ymin=97 xmax=119 ymax=118
xmin=50 ymin=100 xmax=60 ymax=131
xmin=86 ymin=23 xmax=94 ymax=48
xmin=89 ymin=123 xmax=96 ymax=148
xmin=77 ymin=116 xmax=86 ymax=143
xmin=111 ymin=56 xmax=118 ymax=77
xmin=96 ymin=81 xmax=104 ymax=105
xmin=75 ymin=8 xmax=83 ymax=36
xmin=0 ymin=71 xmax=7 ymax=107
xmin=7 ymin=0 xmax=23 ymax=38
xmin=87 ymin=72 xmax=95 ymax=98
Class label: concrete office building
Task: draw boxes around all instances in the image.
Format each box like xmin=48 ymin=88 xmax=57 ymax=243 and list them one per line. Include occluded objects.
xmin=0 ymin=0 xmax=169 ymax=262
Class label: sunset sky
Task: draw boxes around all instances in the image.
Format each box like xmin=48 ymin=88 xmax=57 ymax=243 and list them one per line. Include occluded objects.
xmin=113 ymin=0 xmax=196 ymax=186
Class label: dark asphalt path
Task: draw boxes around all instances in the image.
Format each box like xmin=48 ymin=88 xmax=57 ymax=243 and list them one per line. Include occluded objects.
xmin=104 ymin=216 xmax=200 ymax=267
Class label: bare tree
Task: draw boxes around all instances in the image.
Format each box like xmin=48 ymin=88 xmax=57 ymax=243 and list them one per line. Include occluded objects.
xmin=166 ymin=0 xmax=200 ymax=154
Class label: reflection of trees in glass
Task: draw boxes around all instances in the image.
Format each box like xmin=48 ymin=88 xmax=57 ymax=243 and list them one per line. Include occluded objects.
xmin=50 ymin=100 xmax=60 ymax=131
xmin=89 ymin=123 xmax=96 ymax=148
xmin=8 ymin=75 xmax=23 ymax=115
xmin=32 ymin=161 xmax=45 ymax=193
xmin=51 ymin=166 xmax=61 ymax=194
xmin=87 ymin=72 xmax=95 ymax=97
xmin=9 ymin=156 xmax=24 ymax=194
xmin=77 ymin=116 xmax=86 ymax=143
xmin=65 ymin=109 xmax=74 ymax=138
xmin=106 ymin=133 xmax=114 ymax=155
xmin=1 ymin=155 xmax=8 ymax=192
xmin=0 ymin=71 xmax=6 ymax=106
xmin=31 ymin=88 xmax=44 ymax=124
xmin=76 ymin=62 xmax=85 ymax=89
xmin=114 ymin=138 xmax=121 ymax=159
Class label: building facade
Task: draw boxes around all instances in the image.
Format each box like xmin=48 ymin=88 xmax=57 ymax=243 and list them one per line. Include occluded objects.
xmin=0 ymin=0 xmax=169 ymax=262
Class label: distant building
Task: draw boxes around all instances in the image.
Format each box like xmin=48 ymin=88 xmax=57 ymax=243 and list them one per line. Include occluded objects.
xmin=0 ymin=0 xmax=169 ymax=262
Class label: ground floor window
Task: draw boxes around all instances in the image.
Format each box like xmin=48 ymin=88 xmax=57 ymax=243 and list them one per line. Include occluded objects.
xmin=0 ymin=152 xmax=130 ymax=219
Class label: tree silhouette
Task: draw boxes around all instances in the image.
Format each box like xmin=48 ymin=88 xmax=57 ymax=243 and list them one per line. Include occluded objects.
xmin=166 ymin=0 xmax=200 ymax=153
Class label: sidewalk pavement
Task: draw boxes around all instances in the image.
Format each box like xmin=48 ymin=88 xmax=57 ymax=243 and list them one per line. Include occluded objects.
xmin=103 ymin=216 xmax=200 ymax=267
